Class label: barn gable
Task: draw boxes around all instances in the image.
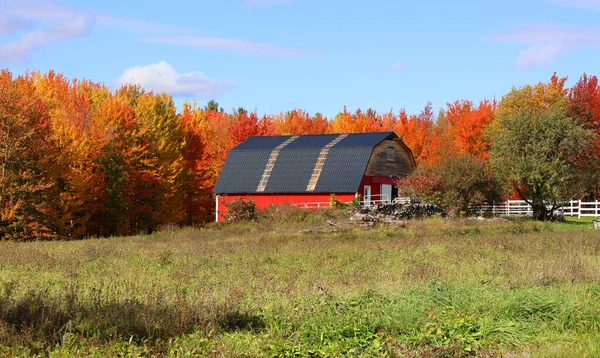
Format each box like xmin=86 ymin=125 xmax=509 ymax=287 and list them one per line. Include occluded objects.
xmin=214 ymin=132 xmax=415 ymax=195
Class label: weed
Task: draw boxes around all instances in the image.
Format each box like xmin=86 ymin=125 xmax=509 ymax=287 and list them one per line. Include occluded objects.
xmin=0 ymin=217 xmax=599 ymax=356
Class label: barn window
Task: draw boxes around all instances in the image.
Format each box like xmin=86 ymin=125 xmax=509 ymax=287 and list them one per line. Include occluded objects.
xmin=386 ymin=146 xmax=394 ymax=162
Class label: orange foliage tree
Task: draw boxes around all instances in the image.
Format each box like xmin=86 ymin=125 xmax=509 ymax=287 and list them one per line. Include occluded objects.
xmin=0 ymin=70 xmax=53 ymax=240
xmin=329 ymin=107 xmax=381 ymax=133
xmin=31 ymin=72 xmax=107 ymax=239
xmin=2 ymin=68 xmax=600 ymax=239
xmin=395 ymin=103 xmax=434 ymax=164
xmin=273 ymin=109 xmax=328 ymax=135
xmin=445 ymin=99 xmax=496 ymax=159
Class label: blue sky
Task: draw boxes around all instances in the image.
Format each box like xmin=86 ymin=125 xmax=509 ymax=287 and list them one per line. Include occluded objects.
xmin=1 ymin=0 xmax=599 ymax=117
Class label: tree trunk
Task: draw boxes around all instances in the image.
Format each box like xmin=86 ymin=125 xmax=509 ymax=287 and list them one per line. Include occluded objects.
xmin=532 ymin=202 xmax=548 ymax=221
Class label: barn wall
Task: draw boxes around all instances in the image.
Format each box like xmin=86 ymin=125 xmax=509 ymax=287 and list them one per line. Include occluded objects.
xmin=364 ymin=139 xmax=415 ymax=178
xmin=216 ymin=193 xmax=357 ymax=222
xmin=358 ymin=176 xmax=401 ymax=203
xmin=358 ymin=176 xmax=378 ymax=201
xmin=216 ymin=176 xmax=401 ymax=221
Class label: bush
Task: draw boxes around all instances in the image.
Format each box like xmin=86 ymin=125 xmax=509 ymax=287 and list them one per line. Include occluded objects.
xmin=398 ymin=155 xmax=502 ymax=216
xmin=225 ymin=198 xmax=257 ymax=222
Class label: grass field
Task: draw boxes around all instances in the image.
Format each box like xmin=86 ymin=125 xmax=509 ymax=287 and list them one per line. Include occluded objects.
xmin=1 ymin=211 xmax=600 ymax=357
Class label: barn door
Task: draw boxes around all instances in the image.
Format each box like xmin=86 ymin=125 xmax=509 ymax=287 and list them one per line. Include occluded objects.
xmin=381 ymin=184 xmax=392 ymax=203
xmin=364 ymin=185 xmax=371 ymax=206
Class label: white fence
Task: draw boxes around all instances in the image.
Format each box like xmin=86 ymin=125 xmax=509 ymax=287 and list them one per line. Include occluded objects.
xmin=362 ymin=194 xmax=390 ymax=207
xmin=290 ymin=198 xmax=600 ymax=218
xmin=562 ymin=200 xmax=600 ymax=218
xmin=478 ymin=200 xmax=600 ymax=218
xmin=292 ymin=194 xmax=391 ymax=209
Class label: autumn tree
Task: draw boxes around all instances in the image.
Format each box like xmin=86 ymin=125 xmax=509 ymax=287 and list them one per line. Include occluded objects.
xmin=329 ymin=107 xmax=380 ymax=133
xmin=31 ymin=72 xmax=108 ymax=239
xmin=420 ymin=110 xmax=455 ymax=165
xmin=395 ymin=104 xmax=434 ymax=164
xmin=569 ymin=73 xmax=600 ymax=199
xmin=4 ymin=66 xmax=600 ymax=238
xmin=273 ymin=109 xmax=328 ymax=135
xmin=445 ymin=99 xmax=496 ymax=159
xmin=490 ymin=104 xmax=593 ymax=220
xmin=130 ymin=92 xmax=187 ymax=232
xmin=379 ymin=110 xmax=398 ymax=131
xmin=0 ymin=70 xmax=53 ymax=240
xmin=93 ymin=93 xmax=146 ymax=235
xmin=495 ymin=73 xmax=568 ymax=120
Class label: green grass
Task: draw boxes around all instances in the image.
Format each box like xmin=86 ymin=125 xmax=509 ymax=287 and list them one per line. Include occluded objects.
xmin=1 ymin=211 xmax=600 ymax=357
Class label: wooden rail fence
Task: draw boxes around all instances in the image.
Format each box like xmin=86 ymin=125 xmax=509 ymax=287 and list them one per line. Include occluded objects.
xmin=290 ymin=198 xmax=600 ymax=219
xmin=478 ymin=200 xmax=600 ymax=218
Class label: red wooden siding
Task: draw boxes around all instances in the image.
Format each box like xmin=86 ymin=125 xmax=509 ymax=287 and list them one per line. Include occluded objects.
xmin=217 ymin=193 xmax=357 ymax=222
xmin=216 ymin=175 xmax=400 ymax=222
xmin=358 ymin=176 xmax=387 ymax=201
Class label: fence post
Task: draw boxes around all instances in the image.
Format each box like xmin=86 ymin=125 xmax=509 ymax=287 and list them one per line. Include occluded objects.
xmin=570 ymin=200 xmax=573 ymax=217
xmin=579 ymin=200 xmax=582 ymax=219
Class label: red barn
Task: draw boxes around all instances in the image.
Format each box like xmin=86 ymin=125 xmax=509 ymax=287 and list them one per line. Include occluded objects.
xmin=214 ymin=132 xmax=416 ymax=222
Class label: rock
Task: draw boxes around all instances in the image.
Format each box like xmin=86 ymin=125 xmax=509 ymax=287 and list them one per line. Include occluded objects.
xmin=348 ymin=202 xmax=445 ymax=223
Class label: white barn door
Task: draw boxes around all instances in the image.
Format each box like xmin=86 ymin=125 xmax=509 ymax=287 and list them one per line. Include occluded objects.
xmin=381 ymin=184 xmax=392 ymax=203
xmin=364 ymin=185 xmax=371 ymax=206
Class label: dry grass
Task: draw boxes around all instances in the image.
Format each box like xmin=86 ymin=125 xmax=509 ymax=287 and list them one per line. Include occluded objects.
xmin=0 ymin=211 xmax=599 ymax=356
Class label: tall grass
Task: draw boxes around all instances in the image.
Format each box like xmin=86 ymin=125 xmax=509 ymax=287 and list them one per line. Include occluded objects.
xmin=0 ymin=213 xmax=599 ymax=356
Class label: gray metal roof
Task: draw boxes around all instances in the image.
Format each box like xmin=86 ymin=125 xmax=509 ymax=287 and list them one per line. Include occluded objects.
xmin=214 ymin=132 xmax=397 ymax=194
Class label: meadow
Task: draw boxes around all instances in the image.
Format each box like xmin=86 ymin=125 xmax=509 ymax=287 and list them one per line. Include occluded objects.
xmin=1 ymin=210 xmax=600 ymax=357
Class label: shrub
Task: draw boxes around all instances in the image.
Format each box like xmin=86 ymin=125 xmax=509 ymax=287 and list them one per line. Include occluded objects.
xmin=398 ymin=155 xmax=502 ymax=216
xmin=350 ymin=194 xmax=362 ymax=209
xmin=225 ymin=198 xmax=257 ymax=222
xmin=330 ymin=193 xmax=342 ymax=208
xmin=397 ymin=165 xmax=443 ymax=205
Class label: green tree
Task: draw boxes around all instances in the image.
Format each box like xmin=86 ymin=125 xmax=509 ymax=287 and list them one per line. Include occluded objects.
xmin=205 ymin=100 xmax=222 ymax=113
xmin=489 ymin=105 xmax=594 ymax=221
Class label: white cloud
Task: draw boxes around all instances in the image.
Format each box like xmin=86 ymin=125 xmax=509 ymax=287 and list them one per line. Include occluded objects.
xmin=550 ymin=0 xmax=600 ymax=10
xmin=489 ymin=23 xmax=600 ymax=43
xmin=516 ymin=43 xmax=577 ymax=68
xmin=243 ymin=0 xmax=292 ymax=6
xmin=0 ymin=16 xmax=93 ymax=62
xmin=0 ymin=0 xmax=315 ymax=63
xmin=95 ymin=15 xmax=197 ymax=35
xmin=0 ymin=17 xmax=32 ymax=35
xmin=141 ymin=36 xmax=319 ymax=57
xmin=488 ymin=23 xmax=600 ymax=69
xmin=391 ymin=61 xmax=408 ymax=73
xmin=115 ymin=61 xmax=228 ymax=97
xmin=0 ymin=0 xmax=96 ymax=62
xmin=1 ymin=0 xmax=82 ymax=21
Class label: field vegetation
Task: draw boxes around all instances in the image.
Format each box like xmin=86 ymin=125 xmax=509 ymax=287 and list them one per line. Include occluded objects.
xmin=1 ymin=209 xmax=599 ymax=357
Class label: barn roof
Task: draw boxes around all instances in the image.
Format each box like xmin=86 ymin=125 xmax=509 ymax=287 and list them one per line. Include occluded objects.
xmin=214 ymin=132 xmax=399 ymax=194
